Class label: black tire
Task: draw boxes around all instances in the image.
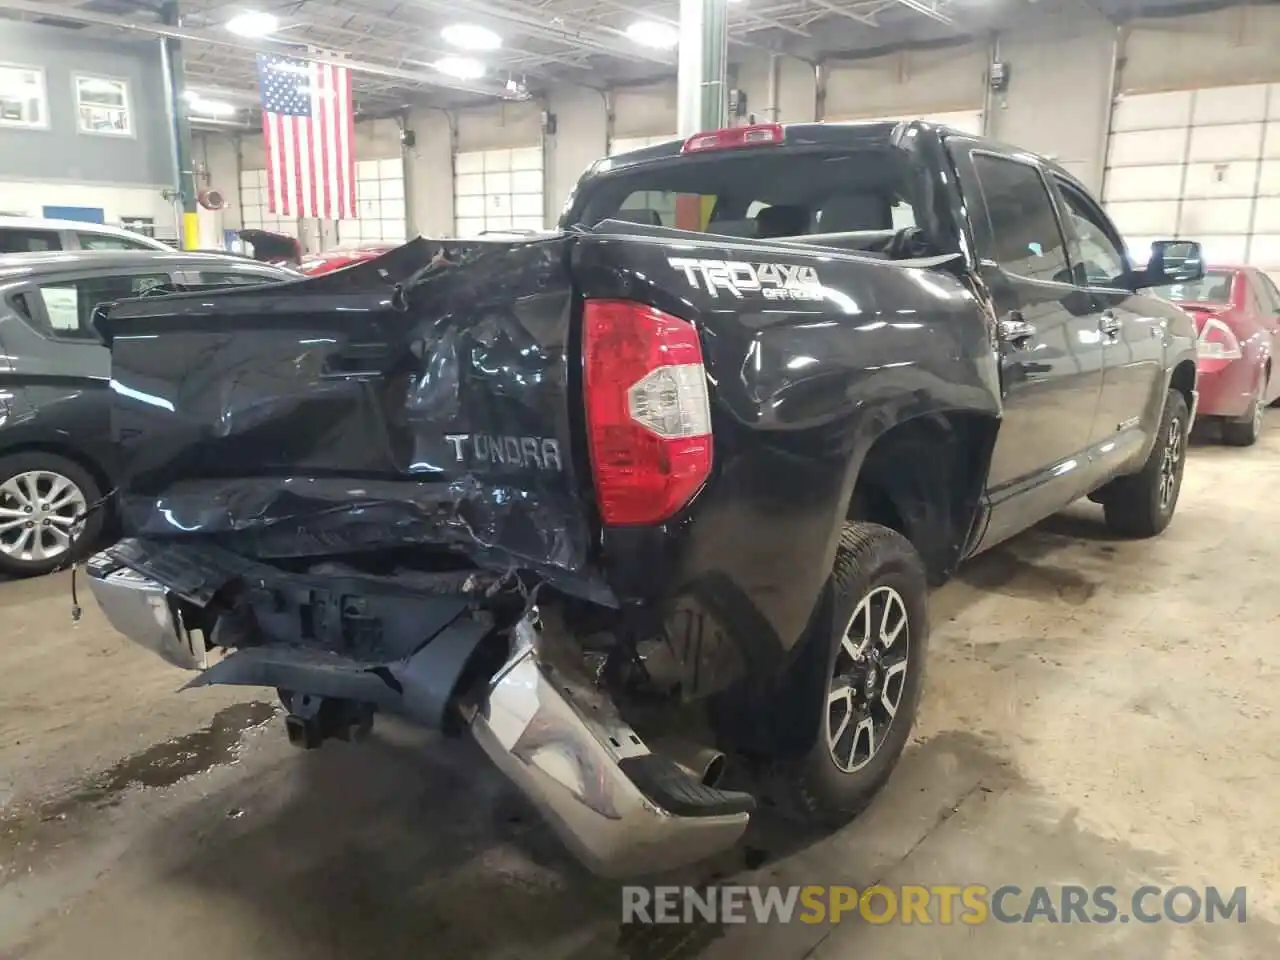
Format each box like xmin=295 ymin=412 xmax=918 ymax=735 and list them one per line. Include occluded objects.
xmin=1101 ymin=390 xmax=1188 ymax=538
xmin=771 ymin=522 xmax=929 ymax=827
xmin=1222 ymin=377 xmax=1266 ymax=447
xmin=0 ymin=451 xmax=104 ymax=577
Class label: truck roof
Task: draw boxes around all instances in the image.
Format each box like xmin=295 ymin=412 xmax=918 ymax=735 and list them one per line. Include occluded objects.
xmin=599 ymin=119 xmax=1090 ymax=195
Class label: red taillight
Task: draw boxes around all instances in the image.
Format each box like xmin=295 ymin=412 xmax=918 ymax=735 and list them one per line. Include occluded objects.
xmin=1196 ymin=316 xmax=1242 ymax=373
xmin=681 ymin=123 xmax=784 ymax=154
xmin=582 ymin=299 xmax=712 ymax=526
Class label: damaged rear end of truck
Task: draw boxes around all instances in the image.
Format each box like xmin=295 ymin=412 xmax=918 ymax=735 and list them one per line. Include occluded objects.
xmin=85 ymin=121 xmax=1002 ymax=877
xmin=87 ymin=233 xmax=758 ymax=877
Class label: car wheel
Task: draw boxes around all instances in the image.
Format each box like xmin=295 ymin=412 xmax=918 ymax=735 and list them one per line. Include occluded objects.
xmin=1101 ymin=389 xmax=1188 ymax=538
xmin=769 ymin=522 xmax=929 ymax=826
xmin=1222 ymin=377 xmax=1266 ymax=447
xmin=0 ymin=452 xmax=104 ymax=577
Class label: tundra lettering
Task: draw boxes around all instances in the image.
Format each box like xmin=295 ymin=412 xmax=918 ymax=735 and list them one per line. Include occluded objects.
xmin=444 ymin=433 xmax=563 ymax=471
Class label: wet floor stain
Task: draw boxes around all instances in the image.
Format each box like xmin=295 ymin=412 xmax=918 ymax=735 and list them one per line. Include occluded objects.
xmin=43 ymin=701 xmax=277 ymax=816
xmin=959 ymin=551 xmax=1097 ymax=605
xmin=1 ymin=701 xmax=277 ymax=880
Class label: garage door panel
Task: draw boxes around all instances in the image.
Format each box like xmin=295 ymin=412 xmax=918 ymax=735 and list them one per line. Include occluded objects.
xmin=483 ymin=150 xmax=512 ymax=172
xmin=510 ymin=147 xmax=542 ymax=171
xmin=1188 ymin=123 xmax=1264 ymax=162
xmin=1258 ymin=160 xmax=1280 ymax=195
xmin=1179 ymin=198 xmax=1253 ymax=233
xmin=455 ymin=152 xmax=485 ymax=175
xmin=456 ymin=173 xmax=484 ymax=196
xmin=1108 ymin=128 xmax=1188 ymax=167
xmin=455 ymin=146 xmax=545 ymax=237
xmin=1109 ymin=200 xmax=1178 ymax=235
xmin=1252 ymin=197 xmax=1280 ymax=232
xmin=512 ymin=170 xmax=542 ymax=193
xmin=1197 ymin=235 xmax=1250 ymax=264
xmin=1104 ymin=165 xmax=1186 ymax=202
xmin=1264 ymin=122 xmax=1280 ymax=159
xmin=1111 ymin=91 xmax=1192 ymax=132
xmin=1248 ymin=234 xmax=1280 ymax=267
xmin=1182 ymin=160 xmax=1259 ymax=199
xmin=1191 ymin=84 xmax=1269 ymax=124
xmin=511 ymin=193 xmax=542 ymax=217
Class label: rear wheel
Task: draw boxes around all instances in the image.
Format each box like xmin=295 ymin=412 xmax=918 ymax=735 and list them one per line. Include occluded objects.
xmin=770 ymin=522 xmax=929 ymax=826
xmin=0 ymin=452 xmax=103 ymax=577
xmin=1101 ymin=389 xmax=1188 ymax=538
xmin=1222 ymin=376 xmax=1266 ymax=447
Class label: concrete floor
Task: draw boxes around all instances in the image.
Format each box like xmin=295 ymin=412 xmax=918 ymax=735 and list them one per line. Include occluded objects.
xmin=2 ymin=423 xmax=1280 ymax=959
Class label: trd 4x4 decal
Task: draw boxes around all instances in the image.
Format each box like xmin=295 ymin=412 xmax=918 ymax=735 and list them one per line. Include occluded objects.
xmin=668 ymin=257 xmax=824 ymax=301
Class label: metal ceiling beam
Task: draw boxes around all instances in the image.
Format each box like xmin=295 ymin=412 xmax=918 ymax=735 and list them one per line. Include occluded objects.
xmin=405 ymin=0 xmax=674 ymax=65
xmin=287 ymin=5 xmax=594 ymax=72
xmin=803 ymin=0 xmax=881 ymax=27
xmin=887 ymin=0 xmax=955 ymax=26
xmin=0 ymin=0 xmax=529 ymax=99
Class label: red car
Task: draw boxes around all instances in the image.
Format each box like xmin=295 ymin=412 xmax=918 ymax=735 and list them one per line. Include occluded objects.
xmin=1160 ymin=265 xmax=1280 ymax=445
xmin=297 ymin=242 xmax=398 ymax=276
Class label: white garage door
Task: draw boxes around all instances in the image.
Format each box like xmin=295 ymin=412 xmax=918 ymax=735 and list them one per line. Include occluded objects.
xmin=239 ymin=168 xmax=299 ymax=239
xmin=454 ymin=146 xmax=544 ymax=237
xmin=342 ymin=157 xmax=406 ymax=244
xmin=241 ymin=157 xmax=405 ymax=249
xmin=1104 ymin=84 xmax=1280 ymax=271
xmin=827 ymin=110 xmax=984 ymax=136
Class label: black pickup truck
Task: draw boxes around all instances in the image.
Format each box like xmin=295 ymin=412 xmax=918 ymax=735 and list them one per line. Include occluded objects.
xmin=85 ymin=120 xmax=1201 ymax=877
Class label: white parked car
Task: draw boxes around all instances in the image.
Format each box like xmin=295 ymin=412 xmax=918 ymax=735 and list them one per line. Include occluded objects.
xmin=0 ymin=216 xmax=171 ymax=254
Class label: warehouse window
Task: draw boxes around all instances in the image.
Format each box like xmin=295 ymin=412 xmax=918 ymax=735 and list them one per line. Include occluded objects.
xmin=0 ymin=64 xmax=46 ymax=128
xmin=75 ymin=76 xmax=131 ymax=136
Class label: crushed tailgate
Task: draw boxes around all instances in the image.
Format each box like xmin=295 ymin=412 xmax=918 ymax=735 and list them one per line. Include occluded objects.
xmin=96 ymin=237 xmax=611 ymax=603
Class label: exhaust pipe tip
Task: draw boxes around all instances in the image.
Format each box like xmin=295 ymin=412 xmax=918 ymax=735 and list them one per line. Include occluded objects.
xmin=650 ymin=737 xmax=727 ymax=788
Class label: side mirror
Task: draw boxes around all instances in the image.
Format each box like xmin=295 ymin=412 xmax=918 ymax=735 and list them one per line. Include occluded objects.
xmin=1144 ymin=239 xmax=1204 ymax=286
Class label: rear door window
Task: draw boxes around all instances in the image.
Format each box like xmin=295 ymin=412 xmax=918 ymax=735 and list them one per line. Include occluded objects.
xmin=33 ymin=272 xmax=169 ymax=340
xmin=75 ymin=231 xmax=158 ymax=252
xmin=970 ymin=153 xmax=1070 ymax=283
xmin=0 ymin=228 xmax=62 ymax=253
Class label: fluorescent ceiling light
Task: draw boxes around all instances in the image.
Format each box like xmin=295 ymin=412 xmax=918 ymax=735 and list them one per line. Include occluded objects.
xmin=626 ymin=21 xmax=679 ymax=49
xmin=434 ymin=57 xmax=486 ymax=80
xmin=188 ymin=97 xmax=236 ymax=117
xmin=442 ymin=23 xmax=502 ymax=51
xmin=226 ymin=11 xmax=279 ymax=37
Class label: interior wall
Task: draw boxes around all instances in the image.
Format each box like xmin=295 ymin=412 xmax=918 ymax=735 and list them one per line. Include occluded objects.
xmin=193 ymin=2 xmax=1280 ymax=236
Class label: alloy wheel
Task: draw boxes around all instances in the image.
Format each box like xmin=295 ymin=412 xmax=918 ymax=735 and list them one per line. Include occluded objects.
xmin=0 ymin=470 xmax=88 ymax=564
xmin=826 ymin=585 xmax=910 ymax=774
xmin=1157 ymin=416 xmax=1184 ymax=512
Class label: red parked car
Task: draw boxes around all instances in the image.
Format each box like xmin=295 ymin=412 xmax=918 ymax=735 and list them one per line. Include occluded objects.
xmin=1158 ymin=266 xmax=1280 ymax=445
xmin=297 ymin=242 xmax=398 ymax=276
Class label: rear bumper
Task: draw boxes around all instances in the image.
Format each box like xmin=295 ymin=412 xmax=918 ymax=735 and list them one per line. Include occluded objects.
xmin=85 ymin=547 xmax=751 ymax=877
xmin=1195 ymin=359 xmax=1257 ymax=419
xmin=88 ymin=562 xmax=207 ymax=670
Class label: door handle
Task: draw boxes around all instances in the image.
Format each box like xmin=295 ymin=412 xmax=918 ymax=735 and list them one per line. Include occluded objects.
xmin=999 ymin=315 xmax=1036 ymax=346
xmin=1099 ymin=311 xmax=1122 ymax=336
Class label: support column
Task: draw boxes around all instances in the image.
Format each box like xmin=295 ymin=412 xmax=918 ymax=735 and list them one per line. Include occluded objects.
xmin=677 ymin=0 xmax=729 ymax=136
xmin=160 ymin=1 xmax=199 ymax=249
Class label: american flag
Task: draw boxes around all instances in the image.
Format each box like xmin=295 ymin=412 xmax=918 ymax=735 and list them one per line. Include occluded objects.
xmin=256 ymin=53 xmax=355 ymax=219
